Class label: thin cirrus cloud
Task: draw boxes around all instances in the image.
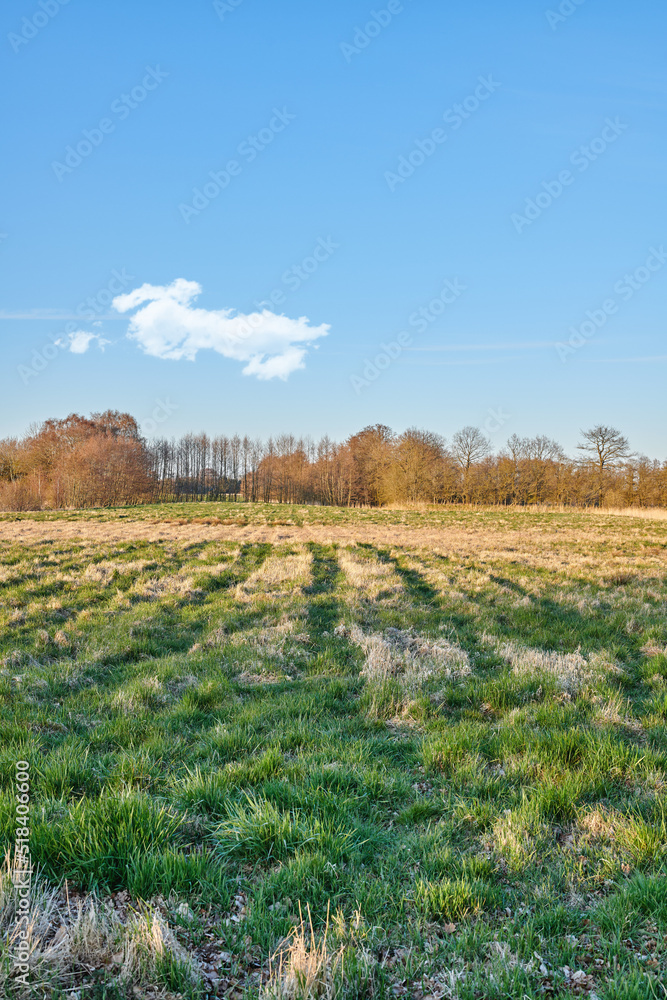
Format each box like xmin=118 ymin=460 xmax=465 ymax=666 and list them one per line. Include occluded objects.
xmin=111 ymin=278 xmax=330 ymax=380
xmin=405 ymin=341 xmax=558 ymax=352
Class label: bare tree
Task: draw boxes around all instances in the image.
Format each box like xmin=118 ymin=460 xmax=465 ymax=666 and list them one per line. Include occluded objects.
xmin=452 ymin=426 xmax=491 ymax=472
xmin=577 ymin=425 xmax=633 ymax=505
xmin=451 ymin=426 xmax=490 ymax=471
xmin=450 ymin=427 xmax=490 ymax=505
xmin=5 ymin=411 xmax=667 ymax=513
xmin=388 ymin=428 xmax=447 ymax=503
xmin=347 ymin=424 xmax=394 ymax=506
xmin=577 ymin=426 xmax=632 ymax=470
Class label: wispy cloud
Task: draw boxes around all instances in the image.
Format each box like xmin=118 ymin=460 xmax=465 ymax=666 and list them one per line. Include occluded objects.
xmin=583 ymin=354 xmax=667 ymax=364
xmin=404 ymin=357 xmax=503 ymax=367
xmin=0 ymin=309 xmax=116 ymax=321
xmin=405 ymin=340 xmax=557 ymax=352
xmin=112 ymin=278 xmax=329 ymax=380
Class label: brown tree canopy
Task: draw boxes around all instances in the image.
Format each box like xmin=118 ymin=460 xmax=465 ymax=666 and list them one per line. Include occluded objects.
xmin=0 ymin=415 xmax=665 ymax=510
xmin=0 ymin=412 xmax=152 ymax=510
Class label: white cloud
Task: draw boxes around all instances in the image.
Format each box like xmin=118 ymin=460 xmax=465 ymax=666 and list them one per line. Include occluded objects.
xmin=0 ymin=309 xmax=85 ymax=320
xmin=112 ymin=278 xmax=329 ymax=380
xmin=54 ymin=330 xmax=110 ymax=354
xmin=68 ymin=330 xmax=97 ymax=354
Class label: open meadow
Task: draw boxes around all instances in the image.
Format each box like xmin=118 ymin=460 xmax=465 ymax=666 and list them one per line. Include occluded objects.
xmin=1 ymin=504 xmax=667 ymax=999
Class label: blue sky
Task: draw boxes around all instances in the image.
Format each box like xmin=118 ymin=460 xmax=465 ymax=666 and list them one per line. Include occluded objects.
xmin=1 ymin=0 xmax=665 ymax=456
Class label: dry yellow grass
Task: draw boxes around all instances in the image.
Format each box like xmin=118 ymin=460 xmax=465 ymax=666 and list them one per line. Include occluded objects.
xmin=345 ymin=624 xmax=470 ymax=689
xmin=235 ymin=550 xmax=313 ymax=601
xmin=0 ymin=852 xmax=198 ymax=998
xmin=2 ymin=509 xmax=666 ymax=582
xmin=338 ymin=547 xmax=404 ymax=602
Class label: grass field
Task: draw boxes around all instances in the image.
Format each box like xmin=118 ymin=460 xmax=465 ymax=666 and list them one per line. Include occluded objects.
xmin=1 ymin=504 xmax=667 ymax=998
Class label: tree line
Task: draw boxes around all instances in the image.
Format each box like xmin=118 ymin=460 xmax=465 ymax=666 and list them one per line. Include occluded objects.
xmin=0 ymin=411 xmax=665 ymax=510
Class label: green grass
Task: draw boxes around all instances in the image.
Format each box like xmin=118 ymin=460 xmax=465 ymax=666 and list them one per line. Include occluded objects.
xmin=1 ymin=504 xmax=667 ymax=997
